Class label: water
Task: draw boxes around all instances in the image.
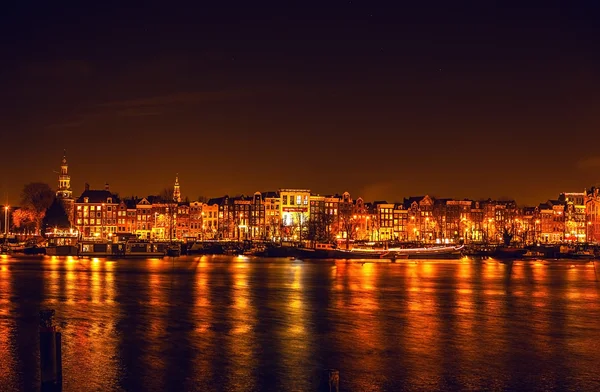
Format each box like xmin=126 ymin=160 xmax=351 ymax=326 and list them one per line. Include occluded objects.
xmin=0 ymin=255 xmax=599 ymax=391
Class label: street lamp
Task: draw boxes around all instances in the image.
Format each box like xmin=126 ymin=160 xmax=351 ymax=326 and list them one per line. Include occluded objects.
xmin=201 ymin=212 xmax=205 ymax=241
xmin=3 ymin=205 xmax=9 ymax=239
xmin=587 ymin=221 xmax=592 ymax=243
xmin=101 ymin=203 xmax=105 ymax=239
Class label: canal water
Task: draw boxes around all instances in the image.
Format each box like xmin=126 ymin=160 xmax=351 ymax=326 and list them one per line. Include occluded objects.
xmin=0 ymin=255 xmax=599 ymax=391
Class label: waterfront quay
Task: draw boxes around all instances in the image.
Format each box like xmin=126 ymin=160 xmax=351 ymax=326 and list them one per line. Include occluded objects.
xmin=1 ymin=255 xmax=599 ymax=391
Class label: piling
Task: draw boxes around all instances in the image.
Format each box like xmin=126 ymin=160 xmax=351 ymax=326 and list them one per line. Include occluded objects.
xmin=40 ymin=309 xmax=62 ymax=391
xmin=319 ymin=369 xmax=339 ymax=392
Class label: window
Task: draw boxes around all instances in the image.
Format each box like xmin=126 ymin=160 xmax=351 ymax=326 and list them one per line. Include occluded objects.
xmin=283 ymin=195 xmax=288 ymax=205
xmin=297 ymin=195 xmax=302 ymax=205
xmin=90 ymin=219 xmax=95 ymax=225
xmin=91 ymin=206 xmax=95 ymax=211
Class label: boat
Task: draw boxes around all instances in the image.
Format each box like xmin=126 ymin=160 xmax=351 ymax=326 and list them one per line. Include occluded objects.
xmin=123 ymin=241 xmax=167 ymax=258
xmin=385 ymin=245 xmax=464 ymax=259
xmin=492 ymin=246 xmax=527 ymax=259
xmin=297 ymin=244 xmax=464 ymax=259
xmin=166 ymin=243 xmax=181 ymax=257
xmin=45 ymin=229 xmax=79 ymax=256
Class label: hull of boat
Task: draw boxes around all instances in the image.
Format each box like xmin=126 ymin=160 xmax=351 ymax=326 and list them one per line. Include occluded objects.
xmin=296 ymin=246 xmax=463 ymax=260
xmin=46 ymin=245 xmax=78 ymax=256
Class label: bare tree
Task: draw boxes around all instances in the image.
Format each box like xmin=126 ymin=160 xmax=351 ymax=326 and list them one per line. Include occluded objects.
xmin=20 ymin=183 xmax=54 ymax=234
xmin=294 ymin=211 xmax=309 ymax=244
xmin=307 ymin=213 xmax=336 ymax=246
xmin=339 ymin=210 xmax=360 ymax=249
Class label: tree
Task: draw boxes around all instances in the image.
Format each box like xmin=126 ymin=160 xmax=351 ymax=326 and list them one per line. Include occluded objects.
xmin=293 ymin=211 xmax=309 ymax=243
xmin=20 ymin=182 xmax=54 ymax=234
xmin=42 ymin=198 xmax=70 ymax=235
xmin=502 ymin=225 xmax=514 ymax=247
xmin=338 ymin=210 xmax=360 ymax=249
xmin=307 ymin=213 xmax=335 ymax=245
xmin=12 ymin=209 xmax=36 ymax=232
xmin=159 ymin=187 xmax=175 ymax=203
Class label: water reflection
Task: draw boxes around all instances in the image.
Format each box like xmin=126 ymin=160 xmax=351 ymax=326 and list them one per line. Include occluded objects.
xmin=0 ymin=256 xmax=598 ymax=391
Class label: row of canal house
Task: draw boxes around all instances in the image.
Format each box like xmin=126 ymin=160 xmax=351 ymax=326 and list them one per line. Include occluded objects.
xmin=59 ymin=152 xmax=600 ymax=243
xmin=71 ymin=182 xmax=600 ymax=244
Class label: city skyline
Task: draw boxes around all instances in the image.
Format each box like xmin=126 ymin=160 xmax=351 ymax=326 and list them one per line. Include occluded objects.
xmin=2 ymin=3 xmax=600 ymax=206
xmin=2 ymin=151 xmax=599 ymax=209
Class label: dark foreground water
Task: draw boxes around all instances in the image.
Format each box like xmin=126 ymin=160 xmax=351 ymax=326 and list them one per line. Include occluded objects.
xmin=0 ymin=255 xmax=599 ymax=391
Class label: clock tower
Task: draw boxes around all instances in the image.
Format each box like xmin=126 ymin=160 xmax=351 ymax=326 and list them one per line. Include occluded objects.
xmin=57 ymin=151 xmax=74 ymax=226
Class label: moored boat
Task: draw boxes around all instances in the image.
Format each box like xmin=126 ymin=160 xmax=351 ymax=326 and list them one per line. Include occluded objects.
xmin=45 ymin=229 xmax=79 ymax=256
xmin=296 ymin=244 xmax=464 ymax=259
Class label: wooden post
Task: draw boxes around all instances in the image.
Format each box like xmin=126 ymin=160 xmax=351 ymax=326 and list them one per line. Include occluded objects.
xmin=40 ymin=309 xmax=62 ymax=391
xmin=319 ymin=369 xmax=339 ymax=392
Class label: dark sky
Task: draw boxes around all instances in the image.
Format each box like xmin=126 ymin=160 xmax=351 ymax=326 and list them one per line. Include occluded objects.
xmin=1 ymin=1 xmax=600 ymax=206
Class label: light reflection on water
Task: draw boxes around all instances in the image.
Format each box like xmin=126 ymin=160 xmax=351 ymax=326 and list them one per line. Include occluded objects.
xmin=0 ymin=256 xmax=599 ymax=391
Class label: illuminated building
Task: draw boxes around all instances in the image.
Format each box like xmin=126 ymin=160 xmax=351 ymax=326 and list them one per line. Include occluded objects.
xmin=56 ymin=151 xmax=74 ymax=226
xmin=209 ymin=196 xmax=234 ymax=240
xmin=560 ymin=192 xmax=586 ymax=242
xmin=263 ymin=191 xmax=280 ymax=240
xmin=373 ymin=201 xmax=394 ymax=241
xmin=586 ymin=187 xmax=600 ymax=243
xmin=469 ymin=201 xmax=484 ymax=242
xmin=188 ymin=201 xmax=203 ymax=239
xmin=176 ymin=203 xmax=190 ymax=240
xmin=279 ymin=189 xmax=310 ymax=241
xmin=403 ymin=196 xmax=435 ymax=242
xmin=135 ymin=197 xmax=154 ymax=239
xmin=248 ymin=192 xmax=266 ymax=240
xmin=354 ymin=197 xmax=374 ymax=241
xmin=538 ymin=200 xmax=564 ymax=243
xmin=74 ymin=183 xmax=119 ymax=239
xmin=201 ymin=202 xmax=219 ymax=239
xmin=480 ymin=199 xmax=517 ymax=243
xmin=323 ymin=194 xmax=340 ymax=238
xmin=233 ymin=198 xmax=251 ymax=241
xmin=117 ymin=199 xmax=137 ymax=234
xmin=520 ymin=206 xmax=538 ymax=244
xmin=392 ymin=205 xmax=409 ymax=241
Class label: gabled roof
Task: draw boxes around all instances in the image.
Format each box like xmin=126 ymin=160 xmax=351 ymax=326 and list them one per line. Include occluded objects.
xmin=121 ymin=198 xmax=138 ymax=209
xmin=207 ymin=196 xmax=229 ymax=205
xmin=262 ymin=191 xmax=279 ymax=198
xmin=76 ymin=190 xmax=120 ymax=204
xmin=403 ymin=196 xmax=425 ymax=208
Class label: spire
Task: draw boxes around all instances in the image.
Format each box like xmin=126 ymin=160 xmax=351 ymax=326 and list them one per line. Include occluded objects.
xmin=173 ymin=173 xmax=181 ymax=203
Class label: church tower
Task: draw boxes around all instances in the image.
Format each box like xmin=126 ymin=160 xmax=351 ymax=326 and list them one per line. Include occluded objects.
xmin=57 ymin=151 xmax=72 ymax=199
xmin=173 ymin=174 xmax=181 ymax=203
xmin=57 ymin=151 xmax=75 ymax=226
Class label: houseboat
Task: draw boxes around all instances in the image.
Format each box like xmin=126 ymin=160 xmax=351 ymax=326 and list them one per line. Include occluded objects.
xmin=45 ymin=229 xmax=79 ymax=256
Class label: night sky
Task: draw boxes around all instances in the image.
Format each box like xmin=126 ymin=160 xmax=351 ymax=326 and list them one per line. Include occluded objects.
xmin=2 ymin=1 xmax=600 ymax=206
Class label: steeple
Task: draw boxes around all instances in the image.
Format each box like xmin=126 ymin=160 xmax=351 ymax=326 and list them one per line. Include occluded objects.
xmin=57 ymin=150 xmax=72 ymax=199
xmin=173 ymin=174 xmax=181 ymax=203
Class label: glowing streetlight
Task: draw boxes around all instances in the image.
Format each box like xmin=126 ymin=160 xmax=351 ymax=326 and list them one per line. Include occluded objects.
xmin=3 ymin=205 xmax=9 ymax=237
